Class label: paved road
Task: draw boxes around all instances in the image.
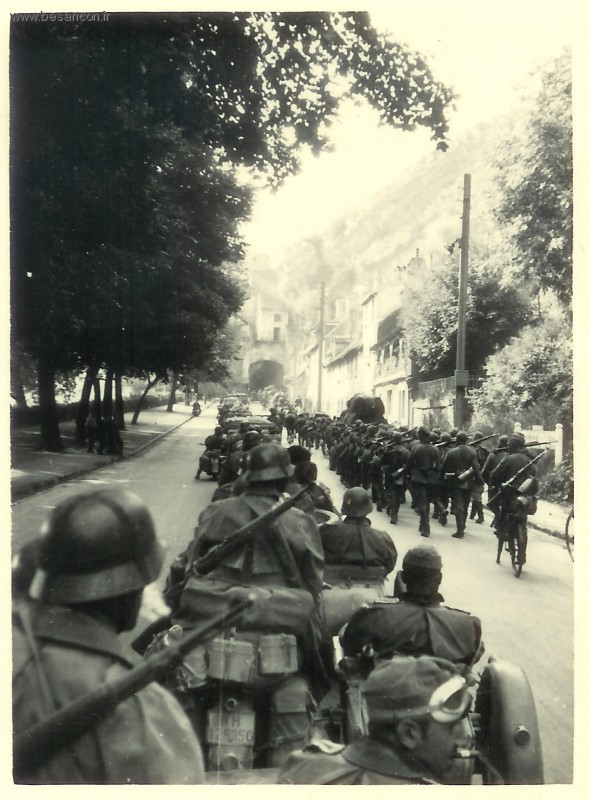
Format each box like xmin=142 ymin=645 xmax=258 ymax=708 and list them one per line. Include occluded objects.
xmin=11 ymin=404 xmax=574 ymax=783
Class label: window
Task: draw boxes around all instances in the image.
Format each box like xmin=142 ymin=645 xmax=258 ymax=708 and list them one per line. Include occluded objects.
xmin=274 ymin=313 xmax=281 ymax=322
xmin=273 ymin=327 xmax=281 ymax=341
xmin=399 ymin=390 xmax=406 ymax=421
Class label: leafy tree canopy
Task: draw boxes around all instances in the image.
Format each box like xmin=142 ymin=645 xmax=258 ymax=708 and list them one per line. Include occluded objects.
xmin=401 ymin=244 xmax=535 ymax=380
xmin=493 ymin=48 xmax=572 ymax=306
xmin=469 ymin=311 xmax=572 ymax=433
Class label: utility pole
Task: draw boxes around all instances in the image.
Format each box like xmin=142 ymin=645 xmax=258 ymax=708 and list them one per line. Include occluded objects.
xmin=454 ymin=174 xmax=471 ymax=429
xmin=317 ymin=281 xmax=325 ymax=412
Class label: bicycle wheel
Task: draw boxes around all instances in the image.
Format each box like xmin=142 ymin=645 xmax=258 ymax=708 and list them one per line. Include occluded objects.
xmin=565 ymin=511 xmax=574 ymax=562
xmin=510 ymin=521 xmax=527 ymax=577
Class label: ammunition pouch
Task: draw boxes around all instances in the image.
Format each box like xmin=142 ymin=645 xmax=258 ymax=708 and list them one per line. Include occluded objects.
xmin=146 ymin=626 xmax=300 ymax=694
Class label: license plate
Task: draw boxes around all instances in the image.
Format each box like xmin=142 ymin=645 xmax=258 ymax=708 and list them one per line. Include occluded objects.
xmin=207 ymin=711 xmax=255 ymax=745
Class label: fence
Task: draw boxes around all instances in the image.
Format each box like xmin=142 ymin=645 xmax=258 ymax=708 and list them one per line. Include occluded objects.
xmin=513 ymin=422 xmax=563 ymax=465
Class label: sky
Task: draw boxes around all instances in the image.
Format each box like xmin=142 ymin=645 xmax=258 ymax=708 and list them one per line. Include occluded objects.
xmin=241 ymin=0 xmax=577 ymax=261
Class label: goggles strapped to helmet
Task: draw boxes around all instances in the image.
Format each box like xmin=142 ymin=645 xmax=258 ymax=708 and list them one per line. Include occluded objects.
xmin=390 ymin=674 xmax=471 ymax=724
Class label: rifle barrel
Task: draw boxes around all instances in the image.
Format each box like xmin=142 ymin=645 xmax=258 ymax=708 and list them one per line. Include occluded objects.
xmin=194 ymin=485 xmax=311 ymax=575
xmin=13 ymin=596 xmax=253 ymax=778
xmin=487 ymin=450 xmax=547 ymax=506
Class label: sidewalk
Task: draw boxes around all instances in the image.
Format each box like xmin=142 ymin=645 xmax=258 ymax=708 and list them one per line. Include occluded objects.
xmin=528 ymin=498 xmax=570 ymax=541
xmin=10 ymin=404 xmax=195 ymax=502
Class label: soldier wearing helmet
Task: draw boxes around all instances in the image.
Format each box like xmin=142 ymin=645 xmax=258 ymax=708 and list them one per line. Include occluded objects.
xmin=204 ymin=426 xmax=225 ymax=451
xmin=341 ymin=545 xmax=482 ymax=668
xmin=318 ymin=487 xmax=398 ymax=576
xmin=440 ymin=431 xmax=483 ymax=539
xmin=406 ymin=427 xmax=445 ymax=537
xmin=12 ymin=489 xmax=205 ymax=784
xmin=380 ymin=431 xmax=410 ymax=525
xmin=169 ymin=443 xmax=325 ymax=767
xmin=279 ymin=655 xmax=472 ymax=784
xmin=468 ymin=431 xmax=490 ymax=525
xmin=482 ymin=434 xmax=509 ymax=516
xmin=489 ymin=433 xmax=539 ymax=549
xmin=217 ymin=428 xmax=262 ymax=487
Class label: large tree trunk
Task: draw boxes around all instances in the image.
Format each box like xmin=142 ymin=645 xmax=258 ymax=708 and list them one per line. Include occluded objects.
xmin=166 ymin=372 xmax=178 ymax=412
xmin=131 ymin=373 xmax=159 ymax=425
xmin=103 ymin=367 xmax=114 ymax=419
xmin=114 ymin=372 xmax=126 ymax=431
xmin=93 ymin=374 xmax=102 ymax=417
xmin=37 ymin=359 xmax=63 ymax=452
xmin=75 ymin=365 xmax=98 ymax=444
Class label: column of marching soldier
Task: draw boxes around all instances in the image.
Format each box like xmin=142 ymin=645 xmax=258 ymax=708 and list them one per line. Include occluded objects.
xmin=291 ymin=412 xmax=506 ymax=539
xmin=12 ymin=405 xmax=540 ymax=785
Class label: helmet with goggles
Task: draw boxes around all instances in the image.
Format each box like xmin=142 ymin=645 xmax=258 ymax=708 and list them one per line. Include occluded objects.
xmin=364 ymin=655 xmax=472 ymax=726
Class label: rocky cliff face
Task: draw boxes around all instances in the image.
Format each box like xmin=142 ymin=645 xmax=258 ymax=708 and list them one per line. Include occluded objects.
xmin=261 ymin=112 xmax=511 ymax=328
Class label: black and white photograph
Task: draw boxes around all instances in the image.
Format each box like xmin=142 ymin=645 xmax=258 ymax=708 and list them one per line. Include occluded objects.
xmin=7 ymin=0 xmax=580 ymax=789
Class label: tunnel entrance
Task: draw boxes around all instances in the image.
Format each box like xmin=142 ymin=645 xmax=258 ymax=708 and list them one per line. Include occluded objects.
xmin=248 ymin=360 xmax=284 ymax=391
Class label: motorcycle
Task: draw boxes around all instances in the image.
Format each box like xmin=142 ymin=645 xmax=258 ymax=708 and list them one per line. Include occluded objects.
xmin=195 ymin=448 xmax=221 ymax=480
xmin=192 ymin=402 xmax=202 ymax=417
xmin=141 ymin=610 xmax=316 ymax=775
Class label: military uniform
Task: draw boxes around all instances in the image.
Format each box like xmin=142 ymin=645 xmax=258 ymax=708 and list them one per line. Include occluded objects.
xmin=341 ymin=595 xmax=482 ymax=666
xmin=490 ymin=448 xmax=537 ymax=544
xmin=406 ymin=438 xmax=442 ymax=536
xmin=171 ymin=467 xmax=326 ymax=768
xmin=319 ymin=518 xmax=397 ymax=574
xmin=12 ymin=488 xmax=205 ymax=785
xmin=380 ymin=440 xmax=410 ymax=524
xmin=440 ymin=442 xmax=482 ymax=537
xmin=13 ymin=601 xmax=205 ymax=784
xmin=279 ymin=736 xmax=438 ymax=784
xmin=174 ymin=486 xmax=324 ymax=632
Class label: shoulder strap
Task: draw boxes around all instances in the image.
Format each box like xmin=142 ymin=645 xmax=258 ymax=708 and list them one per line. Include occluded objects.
xmin=14 ymin=603 xmax=57 ymax=715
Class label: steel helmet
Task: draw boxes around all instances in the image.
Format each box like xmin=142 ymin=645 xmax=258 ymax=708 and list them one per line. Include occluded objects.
xmin=245 ymin=443 xmax=294 ymax=481
xmin=29 ymin=489 xmax=163 ymax=604
xmin=341 ymin=487 xmax=373 ymax=517
xmin=242 ymin=430 xmax=262 ymax=451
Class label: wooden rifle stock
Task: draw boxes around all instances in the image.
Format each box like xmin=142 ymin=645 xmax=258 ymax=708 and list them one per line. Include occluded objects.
xmin=13 ymin=596 xmax=253 ymax=779
xmin=193 ymin=485 xmax=312 ymax=575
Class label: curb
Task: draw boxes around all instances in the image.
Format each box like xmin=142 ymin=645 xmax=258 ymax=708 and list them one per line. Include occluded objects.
xmin=527 ymin=519 xmax=566 ymax=541
xmin=125 ymin=414 xmax=193 ymax=459
xmin=11 ymin=414 xmax=193 ymax=503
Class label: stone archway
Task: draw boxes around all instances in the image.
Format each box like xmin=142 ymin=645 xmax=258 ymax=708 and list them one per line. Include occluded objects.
xmin=248 ymin=360 xmax=284 ymax=391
